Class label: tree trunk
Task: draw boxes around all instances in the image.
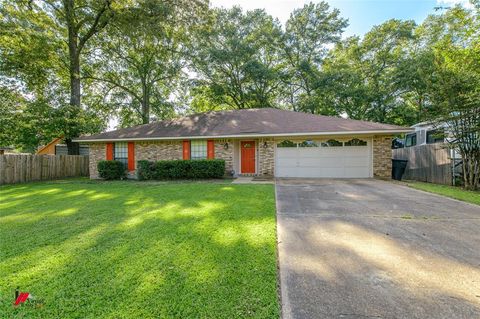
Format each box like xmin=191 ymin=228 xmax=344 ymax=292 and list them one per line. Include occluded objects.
xmin=461 ymin=151 xmax=479 ymax=191
xmin=66 ymin=0 xmax=81 ymax=154
xmin=69 ymin=50 xmax=81 ymax=108
xmin=65 ymin=138 xmax=80 ymax=155
xmin=141 ymin=82 xmax=150 ymax=124
xmin=141 ymin=100 xmax=150 ymax=124
xmin=66 ymin=46 xmax=81 ymax=154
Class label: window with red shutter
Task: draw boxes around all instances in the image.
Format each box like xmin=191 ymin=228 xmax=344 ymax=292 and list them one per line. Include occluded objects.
xmin=106 ymin=143 xmax=114 ymax=160
xmin=207 ymin=140 xmax=214 ymax=159
xmin=183 ymin=140 xmax=190 ymax=160
xmin=127 ymin=142 xmax=135 ymax=171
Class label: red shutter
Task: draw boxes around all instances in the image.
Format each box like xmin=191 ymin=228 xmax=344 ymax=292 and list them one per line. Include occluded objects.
xmin=106 ymin=143 xmax=114 ymax=160
xmin=183 ymin=140 xmax=190 ymax=160
xmin=207 ymin=140 xmax=214 ymax=159
xmin=128 ymin=142 xmax=135 ymax=171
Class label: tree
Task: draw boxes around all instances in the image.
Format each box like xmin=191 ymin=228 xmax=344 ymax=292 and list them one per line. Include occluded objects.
xmin=3 ymin=0 xmax=117 ymax=153
xmin=319 ymin=37 xmax=371 ymax=119
xmin=281 ymin=1 xmax=347 ymax=114
xmin=320 ymin=19 xmax=418 ymax=125
xmin=88 ymin=0 xmax=208 ymax=126
xmin=0 ymin=1 xmax=73 ymax=151
xmin=422 ymin=5 xmax=480 ymax=190
xmin=191 ymin=7 xmax=285 ymax=110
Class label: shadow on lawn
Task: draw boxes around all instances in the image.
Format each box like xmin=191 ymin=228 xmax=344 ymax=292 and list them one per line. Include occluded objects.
xmin=276 ymin=179 xmax=480 ymax=318
xmin=279 ymin=217 xmax=480 ymax=318
xmin=0 ymin=181 xmax=279 ymax=319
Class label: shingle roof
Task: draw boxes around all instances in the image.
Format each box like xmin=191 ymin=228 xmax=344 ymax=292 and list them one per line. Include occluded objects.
xmin=74 ymin=108 xmax=411 ymax=142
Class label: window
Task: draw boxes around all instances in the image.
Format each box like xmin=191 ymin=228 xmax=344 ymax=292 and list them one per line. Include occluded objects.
xmin=426 ymin=129 xmax=445 ymax=144
xmin=344 ymin=138 xmax=367 ymax=146
xmin=298 ymin=140 xmax=319 ymax=147
xmin=321 ymin=139 xmax=343 ymax=147
xmin=191 ymin=140 xmax=207 ymax=160
xmin=405 ymin=133 xmax=417 ymax=147
xmin=277 ymin=140 xmax=297 ymax=148
xmin=114 ymin=142 xmax=128 ymax=167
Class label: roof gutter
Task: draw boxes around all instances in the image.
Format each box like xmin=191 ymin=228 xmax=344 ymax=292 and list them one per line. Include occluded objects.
xmin=73 ymin=129 xmax=412 ymax=143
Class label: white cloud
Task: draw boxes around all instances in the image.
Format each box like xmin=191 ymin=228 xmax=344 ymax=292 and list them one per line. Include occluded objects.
xmin=436 ymin=0 xmax=474 ymax=9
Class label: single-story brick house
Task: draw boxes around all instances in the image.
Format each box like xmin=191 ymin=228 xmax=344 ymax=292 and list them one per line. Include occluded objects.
xmin=74 ymin=108 xmax=411 ymax=179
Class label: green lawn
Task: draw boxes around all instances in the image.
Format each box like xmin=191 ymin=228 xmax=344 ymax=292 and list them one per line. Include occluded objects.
xmin=406 ymin=181 xmax=480 ymax=206
xmin=0 ymin=180 xmax=279 ymax=318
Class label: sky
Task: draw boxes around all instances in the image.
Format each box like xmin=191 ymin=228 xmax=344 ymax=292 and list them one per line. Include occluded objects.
xmin=210 ymin=0 xmax=473 ymax=37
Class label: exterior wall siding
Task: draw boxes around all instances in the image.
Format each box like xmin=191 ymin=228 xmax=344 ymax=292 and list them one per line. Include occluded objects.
xmin=258 ymin=138 xmax=275 ymax=176
xmin=373 ymin=135 xmax=392 ymax=178
xmin=214 ymin=139 xmax=234 ymax=176
xmin=135 ymin=141 xmax=183 ymax=163
xmin=88 ymin=143 xmax=106 ymax=179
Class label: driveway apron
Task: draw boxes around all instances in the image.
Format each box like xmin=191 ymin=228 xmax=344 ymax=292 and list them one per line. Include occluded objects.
xmin=275 ymin=178 xmax=480 ymax=319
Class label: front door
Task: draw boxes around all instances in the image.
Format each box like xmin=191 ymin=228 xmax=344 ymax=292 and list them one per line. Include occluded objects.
xmin=241 ymin=141 xmax=256 ymax=174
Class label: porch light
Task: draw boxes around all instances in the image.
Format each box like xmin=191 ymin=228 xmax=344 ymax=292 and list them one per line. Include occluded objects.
xmin=263 ymin=141 xmax=268 ymax=149
xmin=223 ymin=142 xmax=229 ymax=150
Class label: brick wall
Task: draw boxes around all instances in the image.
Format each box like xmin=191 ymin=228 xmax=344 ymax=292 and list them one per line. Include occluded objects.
xmin=88 ymin=143 xmax=105 ymax=179
xmin=90 ymin=137 xmax=392 ymax=179
xmin=258 ymin=138 xmax=275 ymax=176
xmin=214 ymin=139 xmax=234 ymax=176
xmin=135 ymin=141 xmax=182 ymax=163
xmin=373 ymin=135 xmax=392 ymax=178
xmin=89 ymin=141 xmax=183 ymax=179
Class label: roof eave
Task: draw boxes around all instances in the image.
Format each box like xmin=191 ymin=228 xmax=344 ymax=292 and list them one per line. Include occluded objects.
xmin=73 ymin=129 xmax=413 ymax=143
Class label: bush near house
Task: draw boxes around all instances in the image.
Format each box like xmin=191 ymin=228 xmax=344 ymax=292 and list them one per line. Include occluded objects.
xmin=97 ymin=160 xmax=126 ymax=180
xmin=138 ymin=159 xmax=225 ymax=180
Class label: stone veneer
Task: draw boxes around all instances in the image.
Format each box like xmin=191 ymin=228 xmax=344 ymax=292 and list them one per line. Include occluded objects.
xmin=135 ymin=141 xmax=183 ymax=163
xmin=373 ymin=135 xmax=392 ymax=178
xmin=257 ymin=138 xmax=275 ymax=176
xmin=88 ymin=143 xmax=106 ymax=179
xmin=214 ymin=139 xmax=234 ymax=176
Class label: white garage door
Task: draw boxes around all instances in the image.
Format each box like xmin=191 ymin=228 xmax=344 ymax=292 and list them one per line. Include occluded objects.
xmin=275 ymin=138 xmax=372 ymax=178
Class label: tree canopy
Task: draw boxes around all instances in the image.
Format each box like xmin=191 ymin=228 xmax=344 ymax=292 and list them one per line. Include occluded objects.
xmin=1 ymin=1 xmax=479 ymax=183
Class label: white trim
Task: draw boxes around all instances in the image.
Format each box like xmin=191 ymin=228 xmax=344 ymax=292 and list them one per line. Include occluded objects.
xmin=73 ymin=129 xmax=412 ymax=143
xmin=369 ymin=137 xmax=374 ymax=178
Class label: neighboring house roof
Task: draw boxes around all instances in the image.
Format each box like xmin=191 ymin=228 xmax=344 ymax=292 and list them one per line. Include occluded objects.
xmin=74 ymin=108 xmax=412 ymax=142
xmin=36 ymin=137 xmax=63 ymax=155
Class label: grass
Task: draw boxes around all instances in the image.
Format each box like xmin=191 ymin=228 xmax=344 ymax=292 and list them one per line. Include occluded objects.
xmin=0 ymin=180 xmax=279 ymax=318
xmin=406 ymin=181 xmax=480 ymax=206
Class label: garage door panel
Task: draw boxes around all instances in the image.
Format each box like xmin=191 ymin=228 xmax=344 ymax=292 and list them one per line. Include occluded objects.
xmin=297 ymin=157 xmax=341 ymax=167
xmin=344 ymin=167 xmax=370 ymax=178
xmin=344 ymin=157 xmax=370 ymax=166
xmin=275 ymin=141 xmax=371 ymax=178
xmin=294 ymin=167 xmax=324 ymax=177
xmin=320 ymin=168 xmax=345 ymax=178
xmin=277 ymin=148 xmax=298 ymax=156
xmin=296 ymin=149 xmax=324 ymax=157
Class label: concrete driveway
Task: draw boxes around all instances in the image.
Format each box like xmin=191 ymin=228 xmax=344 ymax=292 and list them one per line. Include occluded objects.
xmin=276 ymin=178 xmax=480 ymax=319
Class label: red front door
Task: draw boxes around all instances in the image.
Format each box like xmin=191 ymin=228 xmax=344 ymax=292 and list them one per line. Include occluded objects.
xmin=241 ymin=141 xmax=256 ymax=174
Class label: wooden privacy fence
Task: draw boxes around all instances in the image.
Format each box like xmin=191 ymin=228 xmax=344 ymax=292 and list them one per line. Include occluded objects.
xmin=392 ymin=143 xmax=452 ymax=185
xmin=0 ymin=155 xmax=89 ymax=185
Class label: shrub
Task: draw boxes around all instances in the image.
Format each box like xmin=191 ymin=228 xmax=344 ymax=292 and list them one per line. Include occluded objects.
xmin=97 ymin=160 xmax=126 ymax=180
xmin=137 ymin=159 xmax=225 ymax=180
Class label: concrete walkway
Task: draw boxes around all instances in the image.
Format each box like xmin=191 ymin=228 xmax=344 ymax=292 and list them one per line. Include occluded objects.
xmin=231 ymin=176 xmax=274 ymax=184
xmin=276 ymin=178 xmax=480 ymax=319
